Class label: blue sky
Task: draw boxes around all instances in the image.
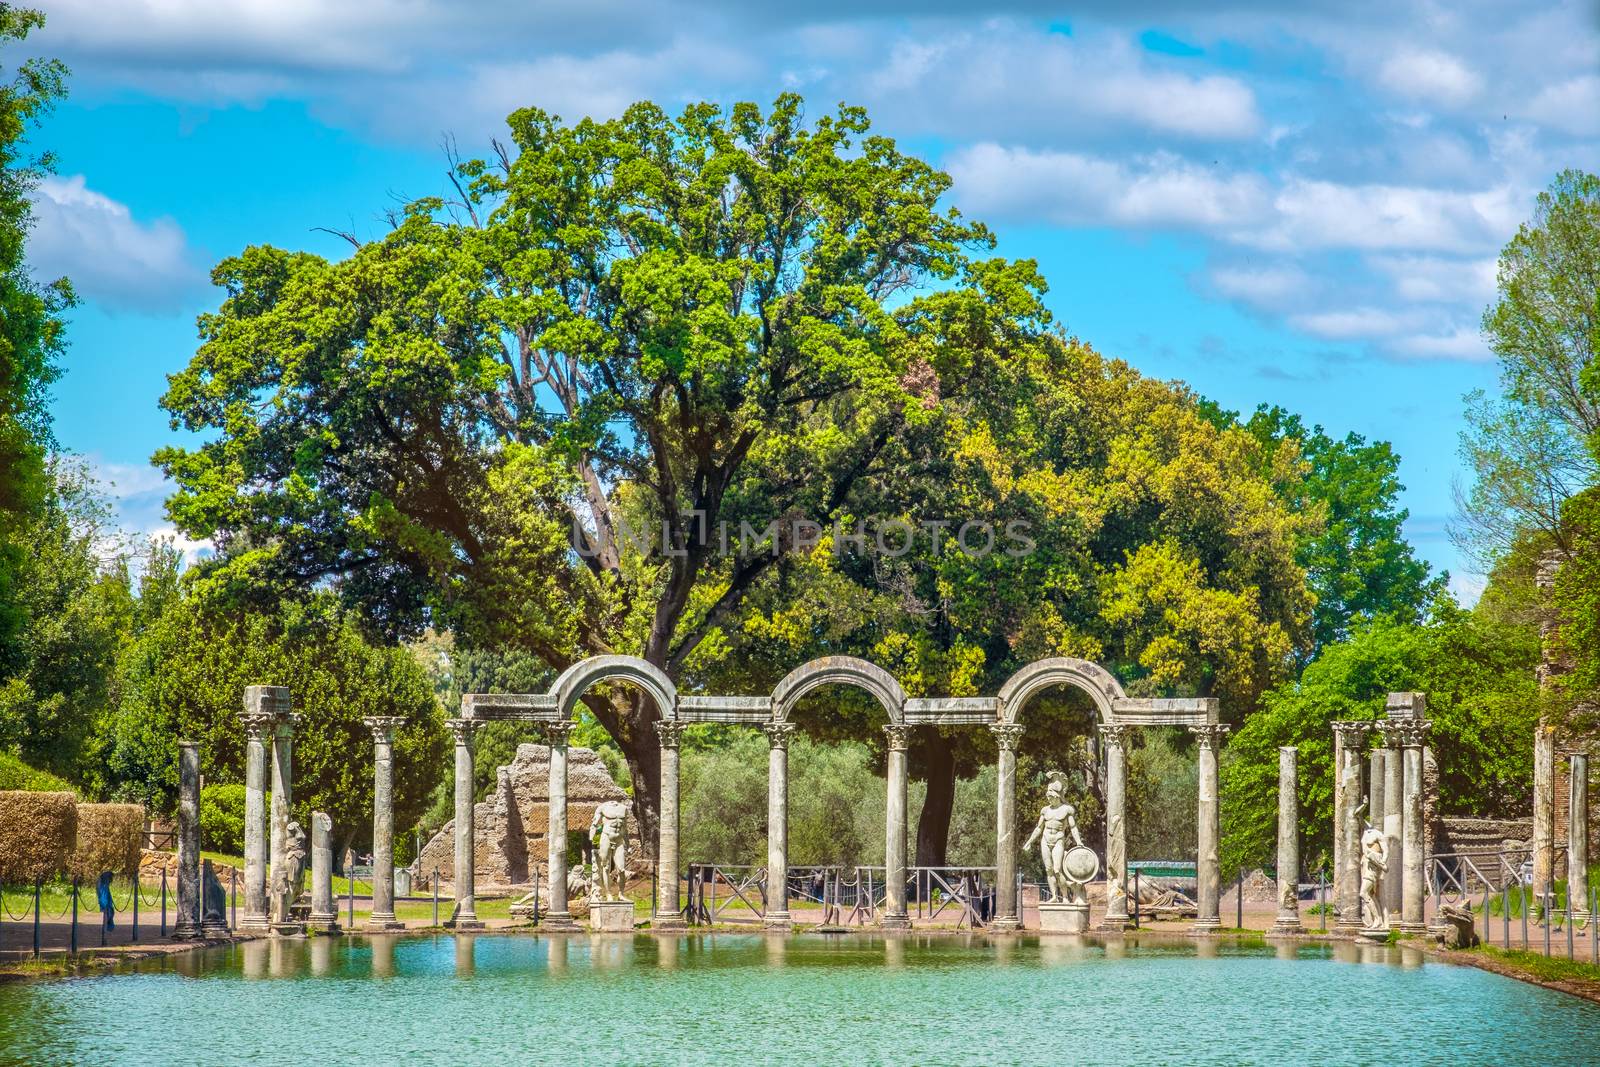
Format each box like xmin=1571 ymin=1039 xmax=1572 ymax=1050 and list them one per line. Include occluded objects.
xmin=19 ymin=1 xmax=1600 ymax=599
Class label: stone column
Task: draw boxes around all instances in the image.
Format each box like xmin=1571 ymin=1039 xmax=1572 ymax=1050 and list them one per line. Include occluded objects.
xmin=882 ymin=724 xmax=911 ymax=929
xmin=1190 ymin=723 xmax=1228 ymax=933
xmin=763 ymin=722 xmax=796 ymax=927
xmin=444 ymin=718 xmax=484 ymax=930
xmin=1382 ymin=731 xmax=1403 ymax=915
xmin=543 ymin=720 xmax=579 ymax=930
xmin=1399 ymin=719 xmax=1429 ymax=933
xmin=1100 ymin=724 xmax=1131 ymax=929
xmin=1571 ymin=750 xmax=1590 ymax=924
xmin=1368 ymin=749 xmax=1386 ymax=843
xmin=173 ymin=740 xmax=202 ymax=939
xmin=1534 ymin=720 xmax=1557 ymax=901
xmin=268 ymin=712 xmax=300 ymax=915
xmin=238 ymin=687 xmax=284 ymax=932
xmin=655 ymin=721 xmax=686 ymax=928
xmin=365 ymin=716 xmax=406 ymax=931
xmin=1269 ymin=746 xmax=1303 ymax=936
xmin=308 ymin=811 xmax=338 ymax=932
xmin=1332 ymin=722 xmax=1369 ymax=931
xmin=990 ymin=723 xmax=1025 ymax=930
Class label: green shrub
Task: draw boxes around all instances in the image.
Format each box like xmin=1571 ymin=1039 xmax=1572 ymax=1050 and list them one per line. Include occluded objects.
xmin=199 ymin=783 xmax=247 ymax=856
xmin=0 ymin=751 xmax=74 ymax=793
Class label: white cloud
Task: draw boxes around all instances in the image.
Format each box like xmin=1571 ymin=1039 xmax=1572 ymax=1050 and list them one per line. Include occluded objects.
xmin=1290 ymin=306 xmax=1423 ymax=341
xmin=1377 ymin=49 xmax=1481 ymax=106
xmin=1520 ymin=75 xmax=1600 ymax=137
xmin=947 ymin=144 xmax=1269 ymax=229
xmin=1255 ymin=179 xmax=1521 ymax=254
xmin=1206 ymin=263 xmax=1310 ymax=310
xmin=1367 ymin=254 xmax=1498 ymax=303
xmin=1389 ymin=328 xmax=1493 ymax=361
xmin=28 ymin=175 xmax=206 ymax=313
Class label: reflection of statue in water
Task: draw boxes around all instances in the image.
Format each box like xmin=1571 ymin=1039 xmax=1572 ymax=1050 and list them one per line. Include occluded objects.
xmin=272 ymin=820 xmax=308 ymax=923
xmin=1357 ymin=800 xmax=1389 ymax=930
xmin=589 ymin=799 xmax=629 ymax=902
xmin=1023 ymin=772 xmax=1087 ymax=904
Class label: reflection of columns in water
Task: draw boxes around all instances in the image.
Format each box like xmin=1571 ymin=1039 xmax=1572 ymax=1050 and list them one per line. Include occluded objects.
xmin=454 ymin=935 xmax=475 ymax=977
xmin=1398 ymin=720 xmax=1429 ymax=932
xmin=765 ymin=932 xmax=787 ymax=967
xmin=1274 ymin=940 xmax=1298 ymax=962
xmin=884 ymin=936 xmax=905 ymax=969
xmin=882 ymin=725 xmax=911 ymax=928
xmin=1193 ymin=937 xmax=1219 ymax=960
xmin=989 ymin=723 xmax=1025 ymax=930
xmin=658 ymin=934 xmax=679 ymax=970
xmin=309 ymin=933 xmax=333 ymax=977
xmin=1269 ymin=746 xmax=1303 ymax=936
xmin=545 ymin=721 xmax=578 ymax=928
xmin=445 ymin=719 xmax=484 ymax=929
xmin=1100 ymin=724 xmax=1131 ymax=928
xmin=1038 ymin=937 xmax=1085 ymax=968
xmin=1570 ymin=750 xmax=1590 ymax=922
xmin=547 ymin=936 xmax=569 ymax=975
xmin=1190 ymin=724 xmax=1228 ymax=932
xmin=655 ymin=722 xmax=686 ymax=926
xmin=268 ymin=936 xmax=290 ymax=978
xmin=764 ymin=722 xmax=796 ymax=927
xmin=993 ymin=935 xmax=1015 ymax=966
xmin=364 ymin=715 xmax=406 ymax=930
xmin=1103 ymin=938 xmax=1127 ymax=962
xmin=241 ymin=938 xmax=269 ymax=979
xmin=372 ymin=934 xmax=396 ymax=978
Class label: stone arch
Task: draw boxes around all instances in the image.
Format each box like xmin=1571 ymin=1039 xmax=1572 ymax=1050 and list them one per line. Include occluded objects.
xmin=996 ymin=657 xmax=1127 ymax=724
xmin=770 ymin=656 xmax=905 ymax=723
xmin=550 ymin=655 xmax=678 ymax=721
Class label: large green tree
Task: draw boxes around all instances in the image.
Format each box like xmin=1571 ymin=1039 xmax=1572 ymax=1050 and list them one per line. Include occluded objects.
xmin=0 ymin=7 xmax=69 ymax=673
xmin=157 ymin=95 xmax=1051 ymax=845
xmin=1455 ymin=169 xmax=1600 ymax=566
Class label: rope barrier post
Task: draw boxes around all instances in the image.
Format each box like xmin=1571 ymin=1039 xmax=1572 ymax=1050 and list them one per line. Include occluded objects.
xmin=432 ymin=868 xmax=439 ymax=927
xmin=1544 ymin=892 xmax=1552 ymax=957
xmin=160 ymin=869 xmax=167 ymax=938
xmin=1503 ymin=884 xmax=1510 ymax=950
xmin=347 ymin=864 xmax=355 ymax=929
xmin=1236 ymin=868 xmax=1244 ymax=930
xmin=132 ymin=875 xmax=139 ymax=944
xmin=33 ymin=878 xmax=41 ymax=959
xmin=1592 ymin=886 xmax=1597 ymax=965
xmin=1481 ymin=886 xmax=1489 ymax=943
xmin=70 ymin=876 xmax=79 ymax=955
xmin=1318 ymin=870 xmax=1326 ymax=932
xmin=230 ymin=867 xmax=237 ymax=929
xmin=1132 ymin=870 xmax=1140 ymax=930
xmin=1568 ymin=892 xmax=1575 ymax=960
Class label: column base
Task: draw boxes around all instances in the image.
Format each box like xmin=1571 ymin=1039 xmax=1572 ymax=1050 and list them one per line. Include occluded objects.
xmin=363 ymin=917 xmax=406 ymax=932
xmin=237 ymin=915 xmax=271 ymax=933
xmin=1266 ymin=920 xmax=1306 ymax=937
xmin=763 ymin=911 xmax=792 ymax=930
xmin=1189 ymin=918 xmax=1222 ymax=935
xmin=171 ymin=921 xmax=203 ymax=941
xmin=541 ymin=911 xmax=581 ymax=931
xmin=1395 ymin=921 xmax=1426 ymax=935
xmin=306 ymin=919 xmax=343 ymax=935
xmin=1096 ymin=912 xmax=1132 ymax=932
xmin=443 ymin=915 xmax=485 ymax=931
xmin=989 ymin=917 xmax=1022 ymax=932
xmin=200 ymin=920 xmax=232 ymax=939
xmin=269 ymin=922 xmax=307 ymax=937
xmin=879 ymin=913 xmax=911 ymax=930
xmin=651 ymin=914 xmax=688 ymax=930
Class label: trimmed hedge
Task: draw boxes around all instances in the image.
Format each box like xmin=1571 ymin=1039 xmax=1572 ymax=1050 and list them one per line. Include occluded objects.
xmin=70 ymin=803 xmax=144 ymax=878
xmin=0 ymin=791 xmax=77 ymax=882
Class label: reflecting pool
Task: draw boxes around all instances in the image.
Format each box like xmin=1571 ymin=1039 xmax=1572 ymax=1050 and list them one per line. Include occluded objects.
xmin=3 ymin=934 xmax=1598 ymax=1064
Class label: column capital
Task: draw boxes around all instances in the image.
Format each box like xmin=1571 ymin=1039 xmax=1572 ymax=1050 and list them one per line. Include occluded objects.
xmin=1331 ymin=720 xmax=1373 ymax=749
xmin=1376 ymin=720 xmax=1406 ymax=748
xmin=763 ymin=721 xmax=798 ymax=750
xmin=1189 ymin=723 xmax=1231 ymax=749
xmin=1100 ymin=722 xmax=1131 ymax=749
xmin=445 ymin=718 xmax=481 ymax=744
xmin=655 ymin=720 xmax=687 ymax=749
xmin=989 ymin=723 xmax=1025 ymax=752
xmin=363 ymin=716 xmax=406 ymax=744
xmin=1392 ymin=720 xmax=1430 ymax=747
xmin=544 ymin=719 xmax=575 ymax=746
xmin=239 ymin=714 xmax=277 ymax=742
xmin=273 ymin=712 xmax=305 ymax=739
xmin=883 ymin=724 xmax=911 ymax=752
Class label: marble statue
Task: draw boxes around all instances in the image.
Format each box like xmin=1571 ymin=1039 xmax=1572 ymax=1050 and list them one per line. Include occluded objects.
xmin=1023 ymin=772 xmax=1088 ymax=904
xmin=1357 ymin=800 xmax=1389 ymax=930
xmin=271 ymin=819 xmax=309 ymax=924
xmin=589 ymin=798 xmax=629 ymax=901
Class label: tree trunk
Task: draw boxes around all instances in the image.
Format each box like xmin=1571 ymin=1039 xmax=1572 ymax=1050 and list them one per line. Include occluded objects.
xmin=613 ymin=692 xmax=662 ymax=864
xmin=915 ymin=732 xmax=956 ymax=869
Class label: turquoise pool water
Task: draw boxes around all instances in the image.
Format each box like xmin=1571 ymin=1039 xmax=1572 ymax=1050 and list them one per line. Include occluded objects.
xmin=2 ymin=934 xmax=1597 ymax=1064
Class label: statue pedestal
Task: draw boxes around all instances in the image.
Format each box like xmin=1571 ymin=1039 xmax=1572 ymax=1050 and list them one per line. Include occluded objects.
xmin=589 ymin=900 xmax=635 ymax=932
xmin=1038 ymin=902 xmax=1090 ymax=934
xmin=270 ymin=922 xmax=307 ymax=938
xmin=1356 ymin=927 xmax=1390 ymax=944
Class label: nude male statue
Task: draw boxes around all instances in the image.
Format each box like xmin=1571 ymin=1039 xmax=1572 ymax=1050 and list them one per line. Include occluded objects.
xmin=1357 ymin=799 xmax=1389 ymax=930
xmin=589 ymin=799 xmax=630 ymax=902
xmin=1022 ymin=772 xmax=1087 ymax=904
